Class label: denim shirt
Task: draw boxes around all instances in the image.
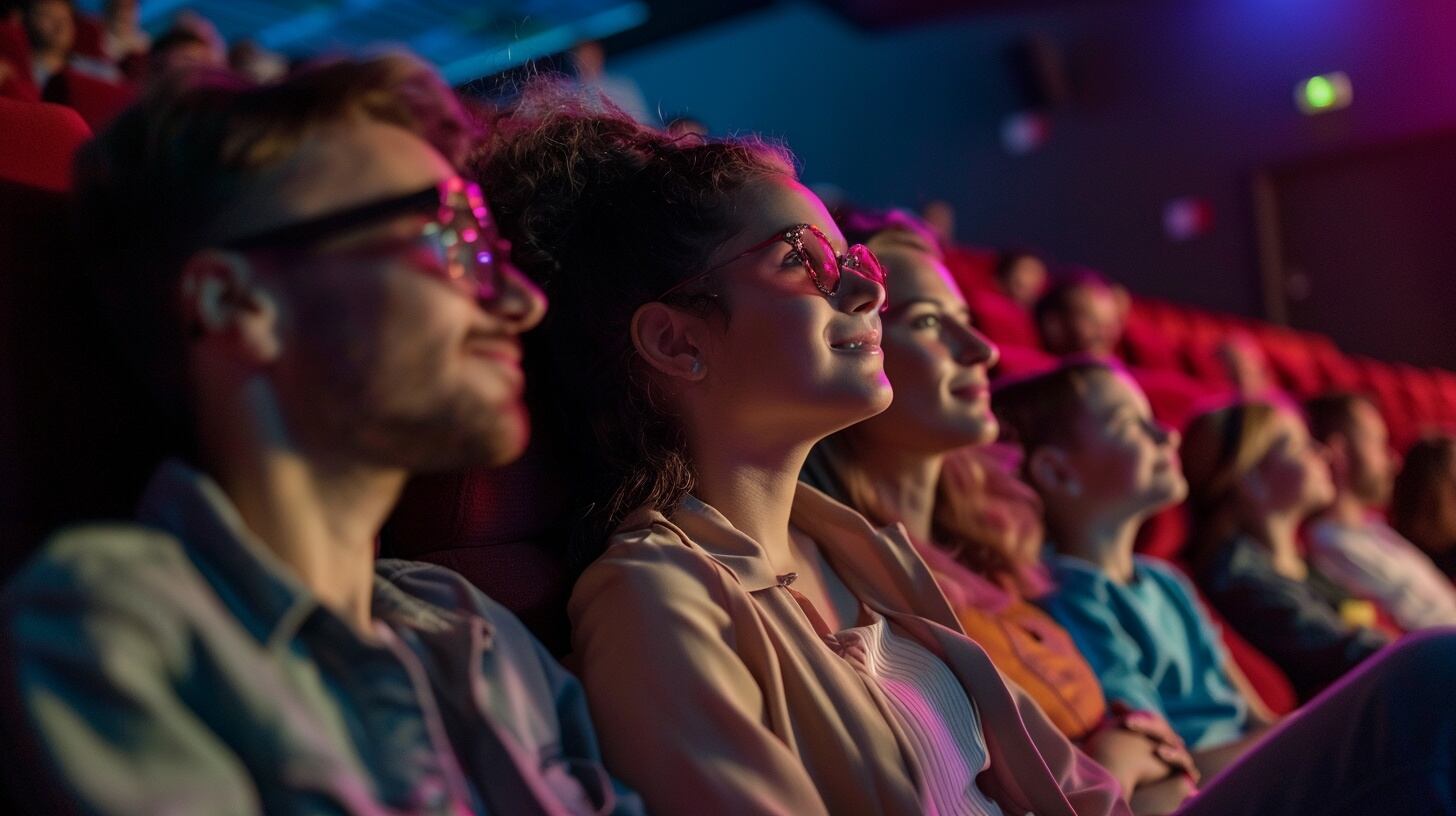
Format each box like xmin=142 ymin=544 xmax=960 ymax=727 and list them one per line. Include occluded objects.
xmin=0 ymin=460 xmax=643 ymax=816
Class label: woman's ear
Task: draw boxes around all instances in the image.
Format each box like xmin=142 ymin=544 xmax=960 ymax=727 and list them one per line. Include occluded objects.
xmin=178 ymin=249 xmax=282 ymax=365
xmin=1027 ymin=445 xmax=1080 ymax=500
xmin=630 ymin=302 xmax=709 ymax=382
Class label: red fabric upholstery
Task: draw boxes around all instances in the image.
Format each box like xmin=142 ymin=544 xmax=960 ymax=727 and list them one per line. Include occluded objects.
xmin=381 ymin=438 xmax=573 ymax=654
xmin=43 ymin=68 xmax=134 ymax=131
xmin=991 ymin=344 xmax=1057 ymax=380
xmin=943 ymin=245 xmax=998 ymax=295
xmin=71 ymin=13 xmax=106 ymax=60
xmin=1121 ymin=300 xmax=1183 ymax=372
xmin=968 ymin=286 xmax=1041 ymax=349
xmin=1130 ymin=366 xmax=1224 ymax=430
xmin=0 ymin=96 xmax=91 ymax=192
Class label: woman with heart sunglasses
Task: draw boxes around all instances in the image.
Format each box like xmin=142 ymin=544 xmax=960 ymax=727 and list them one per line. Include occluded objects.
xmin=471 ymin=80 xmax=1127 ymax=816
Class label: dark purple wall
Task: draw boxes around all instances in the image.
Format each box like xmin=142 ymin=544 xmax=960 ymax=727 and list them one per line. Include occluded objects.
xmin=613 ymin=0 xmax=1456 ymax=319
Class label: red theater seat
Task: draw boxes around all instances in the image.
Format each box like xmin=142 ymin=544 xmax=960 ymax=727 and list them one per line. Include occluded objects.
xmin=1121 ymin=301 xmax=1183 ymax=372
xmin=992 ymin=344 xmax=1057 ymax=380
xmin=968 ymin=287 xmax=1040 ymax=349
xmin=381 ymin=437 xmax=574 ymax=654
xmin=43 ymin=68 xmax=134 ymax=131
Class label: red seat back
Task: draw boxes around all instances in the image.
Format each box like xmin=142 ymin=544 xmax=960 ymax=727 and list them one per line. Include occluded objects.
xmin=381 ymin=435 xmax=574 ymax=654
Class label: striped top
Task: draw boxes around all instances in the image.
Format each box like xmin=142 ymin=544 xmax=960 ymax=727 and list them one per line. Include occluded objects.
xmin=836 ymin=611 xmax=1006 ymax=816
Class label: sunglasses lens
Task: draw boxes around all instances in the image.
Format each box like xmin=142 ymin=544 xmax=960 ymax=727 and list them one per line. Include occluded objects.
xmin=845 ymin=245 xmax=886 ymax=286
xmin=441 ymin=183 xmax=504 ymax=300
xmin=801 ymin=228 xmax=840 ymax=294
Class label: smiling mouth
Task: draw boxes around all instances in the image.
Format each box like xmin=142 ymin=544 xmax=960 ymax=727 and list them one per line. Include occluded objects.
xmin=950 ymin=383 xmax=988 ymax=400
xmin=831 ymin=339 xmax=882 ymax=353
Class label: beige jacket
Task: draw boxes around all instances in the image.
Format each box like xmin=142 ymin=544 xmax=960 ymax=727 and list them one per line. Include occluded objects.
xmin=569 ymin=482 xmax=1128 ymax=816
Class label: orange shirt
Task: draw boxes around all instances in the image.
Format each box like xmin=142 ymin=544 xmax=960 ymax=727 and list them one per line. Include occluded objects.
xmin=916 ymin=541 xmax=1108 ymax=740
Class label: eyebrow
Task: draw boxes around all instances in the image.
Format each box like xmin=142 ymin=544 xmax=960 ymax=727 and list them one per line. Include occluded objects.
xmin=883 ymin=297 xmax=972 ymax=319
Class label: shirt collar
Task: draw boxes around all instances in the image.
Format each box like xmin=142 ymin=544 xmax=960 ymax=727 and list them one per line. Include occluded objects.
xmin=631 ymin=481 xmax=921 ymax=594
xmin=135 ymin=459 xmax=479 ymax=648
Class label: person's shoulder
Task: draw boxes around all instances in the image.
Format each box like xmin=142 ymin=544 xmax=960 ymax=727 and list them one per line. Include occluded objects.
xmin=571 ymin=514 xmax=738 ymax=617
xmin=375 ymin=558 xmax=552 ymax=664
xmin=1135 ymin=556 xmax=1203 ymax=605
xmin=1 ymin=523 xmax=204 ymax=656
xmin=4 ymin=522 xmax=197 ymax=604
xmin=1044 ymin=554 xmax=1120 ymax=608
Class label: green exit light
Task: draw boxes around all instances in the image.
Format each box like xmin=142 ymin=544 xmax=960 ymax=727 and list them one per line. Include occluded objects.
xmin=1296 ymin=72 xmax=1352 ymax=115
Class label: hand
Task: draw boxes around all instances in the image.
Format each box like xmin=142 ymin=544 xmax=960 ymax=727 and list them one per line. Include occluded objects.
xmin=1109 ymin=706 xmax=1200 ymax=784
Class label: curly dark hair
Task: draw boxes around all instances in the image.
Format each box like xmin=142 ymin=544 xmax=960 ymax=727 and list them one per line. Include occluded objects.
xmin=468 ymin=79 xmax=795 ymax=562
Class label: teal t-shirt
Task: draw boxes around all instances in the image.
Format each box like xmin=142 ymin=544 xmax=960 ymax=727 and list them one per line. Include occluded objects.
xmin=1040 ymin=553 xmax=1249 ymax=750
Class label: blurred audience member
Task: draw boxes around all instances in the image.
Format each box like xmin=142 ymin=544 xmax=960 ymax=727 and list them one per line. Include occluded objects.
xmin=1181 ymin=400 xmax=1389 ymax=701
xmin=663 ymin=112 xmax=707 ymax=138
xmin=228 ymin=38 xmax=286 ymax=83
xmin=148 ymin=25 xmax=222 ymax=79
xmin=0 ymin=55 xmax=642 ymax=816
xmin=1035 ymin=269 xmax=1126 ymax=358
xmin=994 ymin=248 xmax=1050 ymax=310
xmin=1305 ymin=393 xmax=1456 ymax=629
xmin=100 ymin=0 xmax=148 ymax=63
xmin=1391 ymin=435 xmax=1456 ymax=581
xmin=920 ymin=198 xmax=956 ymax=245
xmin=570 ymin=39 xmax=648 ymax=123
xmin=1217 ymin=332 xmax=1277 ymax=398
xmin=24 ymin=0 xmax=119 ymax=87
xmin=997 ymin=362 xmax=1276 ymax=779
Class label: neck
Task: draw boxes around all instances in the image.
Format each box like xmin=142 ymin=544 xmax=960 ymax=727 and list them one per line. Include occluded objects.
xmin=850 ymin=437 xmax=944 ymax=543
xmin=1249 ymin=513 xmax=1307 ymax=580
xmin=1324 ymin=491 xmax=1369 ymax=526
xmin=33 ymin=50 xmax=66 ymax=73
xmin=197 ymin=391 xmax=403 ymax=635
xmin=689 ymin=432 xmax=814 ymax=574
xmin=1052 ymin=510 xmax=1142 ymax=584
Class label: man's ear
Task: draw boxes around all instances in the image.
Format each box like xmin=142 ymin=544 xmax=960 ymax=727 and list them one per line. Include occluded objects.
xmin=630 ymin=301 xmax=709 ymax=382
xmin=1027 ymin=445 xmax=1080 ymax=500
xmin=178 ymin=249 xmax=282 ymax=365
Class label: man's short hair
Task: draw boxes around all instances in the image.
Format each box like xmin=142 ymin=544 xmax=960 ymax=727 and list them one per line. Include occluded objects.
xmin=1304 ymin=391 xmax=1376 ymax=444
xmin=73 ymin=54 xmax=474 ymax=427
xmin=1031 ymin=266 xmax=1112 ymax=329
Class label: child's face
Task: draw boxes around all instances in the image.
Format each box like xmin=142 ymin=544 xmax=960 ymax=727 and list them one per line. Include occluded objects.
xmin=1250 ymin=407 xmax=1335 ymax=517
xmin=1063 ymin=370 xmax=1188 ymax=521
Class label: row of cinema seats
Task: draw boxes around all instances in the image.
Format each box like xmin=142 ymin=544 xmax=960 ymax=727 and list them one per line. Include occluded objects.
xmin=5 ymin=90 xmax=1454 ymax=719
xmin=0 ymin=17 xmax=136 ymax=129
xmin=947 ymin=244 xmax=1456 ymax=714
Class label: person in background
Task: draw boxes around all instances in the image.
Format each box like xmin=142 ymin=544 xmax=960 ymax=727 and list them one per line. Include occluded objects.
xmin=474 ymin=79 xmax=1129 ymax=816
xmin=570 ymin=39 xmax=648 ymax=123
xmin=920 ymin=198 xmax=957 ymax=246
xmin=802 ymin=214 xmax=1199 ymax=815
xmin=0 ymin=55 xmax=640 ymax=816
xmin=1180 ymin=399 xmax=1390 ymax=700
xmin=227 ymin=38 xmax=287 ymax=83
xmin=1391 ymin=434 xmax=1456 ymax=581
xmin=1304 ymin=393 xmax=1456 ymax=629
xmin=100 ymin=0 xmax=148 ymax=65
xmin=148 ymin=25 xmax=223 ymax=79
xmin=1034 ymin=268 xmax=1125 ymax=358
xmin=996 ymin=360 xmax=1456 ymax=815
xmin=663 ymin=112 xmax=707 ymax=138
xmin=23 ymin=0 xmax=118 ymax=88
xmin=994 ymin=248 xmax=1050 ymax=311
xmin=994 ymin=361 xmax=1277 ymax=779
